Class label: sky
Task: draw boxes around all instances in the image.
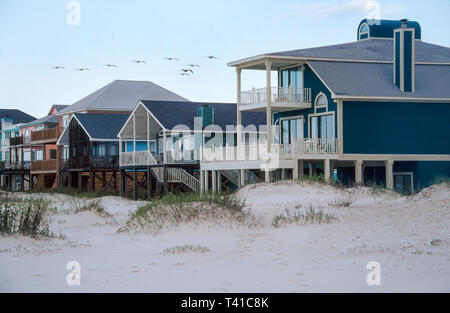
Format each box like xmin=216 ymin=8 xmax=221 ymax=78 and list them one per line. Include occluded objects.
xmin=0 ymin=0 xmax=449 ymax=118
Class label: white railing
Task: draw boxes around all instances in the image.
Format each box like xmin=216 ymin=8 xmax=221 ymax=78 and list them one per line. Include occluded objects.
xmin=240 ymin=87 xmax=311 ymax=105
xmin=151 ymin=167 xmax=199 ymax=192
xmin=120 ymin=151 xmax=157 ymax=167
xmin=201 ymin=138 xmax=338 ymax=162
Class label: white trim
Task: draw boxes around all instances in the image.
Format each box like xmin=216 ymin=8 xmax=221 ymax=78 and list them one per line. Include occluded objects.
xmin=338 ymin=154 xmax=450 ymax=161
xmin=279 ymin=115 xmax=305 ymax=144
xmin=304 ymin=61 xmax=336 ymax=98
xmin=334 ymin=95 xmax=450 ymax=102
xmin=308 ymin=111 xmax=335 ymax=140
xmin=358 ymin=23 xmax=369 ymax=40
xmin=117 ymin=101 xmax=167 ymax=138
xmin=314 ymin=92 xmax=328 ymax=113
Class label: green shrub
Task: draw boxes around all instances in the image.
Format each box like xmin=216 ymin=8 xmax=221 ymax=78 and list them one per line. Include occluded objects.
xmin=272 ymin=206 xmax=338 ymax=228
xmin=0 ymin=195 xmax=51 ymax=238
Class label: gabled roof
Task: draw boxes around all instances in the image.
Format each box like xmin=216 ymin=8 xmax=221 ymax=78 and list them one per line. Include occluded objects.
xmin=0 ymin=109 xmax=36 ymax=130
xmin=308 ymin=60 xmax=450 ymax=100
xmin=22 ymin=114 xmax=60 ymax=128
xmin=73 ymin=113 xmax=129 ymax=140
xmin=58 ymin=80 xmax=189 ymax=115
xmin=51 ymin=105 xmax=69 ymax=113
xmin=140 ymin=101 xmax=266 ymax=130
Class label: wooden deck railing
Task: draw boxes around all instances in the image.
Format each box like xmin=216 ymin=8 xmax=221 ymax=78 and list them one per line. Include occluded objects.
xmin=31 ymin=127 xmax=62 ymax=143
xmin=9 ymin=136 xmax=24 ymax=146
xmin=30 ymin=160 xmax=58 ymax=172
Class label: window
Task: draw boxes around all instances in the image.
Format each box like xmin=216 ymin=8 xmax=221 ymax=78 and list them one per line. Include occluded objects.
xmin=33 ymin=150 xmax=43 ymax=161
xmin=24 ymin=129 xmax=30 ymax=139
xmin=281 ymin=117 xmax=304 ymax=144
xmin=315 ymin=92 xmax=328 ymax=109
xmin=49 ymin=149 xmax=57 ymax=160
xmin=359 ymin=23 xmax=369 ymax=40
xmin=35 ymin=125 xmax=44 ymax=131
xmin=280 ymin=67 xmax=303 ymax=90
xmin=96 ymin=143 xmax=106 ymax=156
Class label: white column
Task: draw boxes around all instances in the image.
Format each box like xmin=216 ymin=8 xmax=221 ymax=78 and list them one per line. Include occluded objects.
xmin=147 ymin=112 xmax=151 ymax=164
xmin=240 ymin=169 xmax=245 ymax=186
xmin=119 ymin=135 xmax=122 ymax=167
xmin=133 ymin=114 xmax=136 ymax=166
xmin=163 ymin=130 xmax=167 ymax=164
xmin=355 ymin=160 xmax=363 ymax=186
xmin=324 ymin=159 xmax=331 ymax=183
xmin=236 ymin=68 xmax=242 ymax=149
xmin=212 ymin=170 xmax=217 ymax=193
xmin=385 ymin=160 xmax=394 ymax=190
xmin=265 ymin=61 xmax=272 ymax=154
xmin=265 ymin=170 xmax=270 ymax=183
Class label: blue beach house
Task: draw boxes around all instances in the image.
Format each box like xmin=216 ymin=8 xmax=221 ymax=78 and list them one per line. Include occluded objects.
xmin=200 ymin=19 xmax=450 ymax=195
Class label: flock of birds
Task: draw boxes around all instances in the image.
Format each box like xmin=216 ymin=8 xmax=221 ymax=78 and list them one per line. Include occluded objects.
xmin=51 ymin=56 xmax=219 ymax=76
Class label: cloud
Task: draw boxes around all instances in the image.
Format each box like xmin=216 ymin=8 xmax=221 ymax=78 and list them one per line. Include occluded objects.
xmin=298 ymin=0 xmax=383 ymax=19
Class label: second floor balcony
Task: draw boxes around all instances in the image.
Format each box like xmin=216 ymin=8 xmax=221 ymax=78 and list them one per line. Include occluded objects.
xmin=30 ymin=160 xmax=58 ymax=172
xmin=240 ymin=86 xmax=311 ymax=112
xmin=31 ymin=127 xmax=62 ymax=144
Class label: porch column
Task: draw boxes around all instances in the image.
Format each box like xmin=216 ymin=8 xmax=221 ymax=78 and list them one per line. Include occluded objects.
xmin=147 ymin=113 xmax=151 ymax=165
xmin=119 ymin=135 xmax=122 ymax=167
xmin=281 ymin=169 xmax=286 ymax=180
xmin=265 ymin=60 xmax=272 ymax=154
xmin=200 ymin=170 xmax=204 ymax=195
xmin=212 ymin=170 xmax=217 ymax=193
xmin=163 ymin=130 xmax=167 ymax=164
xmin=385 ymin=160 xmax=394 ymax=190
xmin=204 ymin=170 xmax=209 ymax=193
xmin=236 ymin=68 xmax=242 ymax=149
xmin=298 ymin=160 xmax=304 ymax=180
xmin=324 ymin=159 xmax=331 ymax=183
xmin=240 ymin=169 xmax=245 ymax=187
xmin=217 ymin=171 xmax=222 ymax=194
xmin=133 ymin=114 xmax=136 ymax=166
xmin=265 ymin=170 xmax=270 ymax=183
xmin=292 ymin=161 xmax=299 ymax=181
xmin=355 ymin=160 xmax=363 ymax=186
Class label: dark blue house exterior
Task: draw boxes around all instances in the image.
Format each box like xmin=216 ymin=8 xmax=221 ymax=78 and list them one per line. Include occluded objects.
xmin=201 ymin=19 xmax=450 ymax=195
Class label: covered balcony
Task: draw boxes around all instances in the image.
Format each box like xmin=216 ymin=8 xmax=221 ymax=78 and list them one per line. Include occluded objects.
xmin=240 ymin=86 xmax=311 ymax=112
xmin=31 ymin=127 xmax=62 ymax=144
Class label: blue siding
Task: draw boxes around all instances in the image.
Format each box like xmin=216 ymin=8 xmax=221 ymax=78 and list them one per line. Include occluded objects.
xmin=125 ymin=141 xmax=148 ymax=152
xmin=403 ymin=30 xmax=413 ymax=92
xmin=274 ymin=65 xmax=337 ymax=138
xmin=394 ymin=161 xmax=450 ymax=191
xmin=343 ymin=101 xmax=450 ymax=154
xmin=394 ymin=32 xmax=400 ymax=87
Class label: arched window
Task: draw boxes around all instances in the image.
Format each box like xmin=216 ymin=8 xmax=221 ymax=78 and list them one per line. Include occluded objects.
xmin=315 ymin=92 xmax=328 ymax=109
xmin=24 ymin=129 xmax=30 ymax=139
xmin=359 ymin=23 xmax=369 ymax=40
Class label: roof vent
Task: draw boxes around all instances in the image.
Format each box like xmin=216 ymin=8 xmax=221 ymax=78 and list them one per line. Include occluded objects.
xmin=401 ymin=18 xmax=408 ymax=28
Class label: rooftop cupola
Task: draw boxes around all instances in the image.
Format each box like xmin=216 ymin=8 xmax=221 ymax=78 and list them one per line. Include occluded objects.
xmin=393 ymin=18 xmax=415 ymax=93
xmin=357 ymin=19 xmax=421 ymax=41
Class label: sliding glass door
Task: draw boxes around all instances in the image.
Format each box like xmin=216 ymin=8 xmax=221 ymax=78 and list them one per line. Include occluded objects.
xmin=281 ymin=117 xmax=304 ymax=144
xmin=310 ymin=114 xmax=333 ymax=140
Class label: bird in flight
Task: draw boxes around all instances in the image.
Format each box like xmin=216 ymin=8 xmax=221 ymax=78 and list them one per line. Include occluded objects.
xmin=132 ymin=60 xmax=147 ymax=64
xmin=181 ymin=69 xmax=194 ymax=74
xmin=187 ymin=64 xmax=200 ymax=68
xmin=205 ymin=56 xmax=219 ymax=60
xmin=51 ymin=66 xmax=65 ymax=70
xmin=103 ymin=64 xmax=118 ymax=68
xmin=74 ymin=68 xmax=90 ymax=72
xmin=180 ymin=73 xmax=191 ymax=76
xmin=164 ymin=57 xmax=179 ymax=61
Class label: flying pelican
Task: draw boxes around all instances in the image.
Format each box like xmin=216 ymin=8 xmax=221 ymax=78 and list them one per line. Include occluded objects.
xmin=180 ymin=73 xmax=191 ymax=76
xmin=51 ymin=66 xmax=65 ymax=70
xmin=103 ymin=64 xmax=118 ymax=68
xmin=74 ymin=68 xmax=90 ymax=72
xmin=187 ymin=64 xmax=200 ymax=68
xmin=204 ymin=56 xmax=219 ymax=60
xmin=132 ymin=60 xmax=147 ymax=64
xmin=164 ymin=57 xmax=179 ymax=61
xmin=181 ymin=69 xmax=194 ymax=74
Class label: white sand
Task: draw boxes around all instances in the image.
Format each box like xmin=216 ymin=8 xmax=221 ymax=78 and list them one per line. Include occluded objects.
xmin=0 ymin=182 xmax=449 ymax=292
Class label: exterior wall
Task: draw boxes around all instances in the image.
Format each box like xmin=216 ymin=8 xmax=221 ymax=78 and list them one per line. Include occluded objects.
xmin=342 ymin=101 xmax=450 ymax=154
xmin=394 ymin=161 xmax=450 ymax=191
xmin=274 ymin=64 xmax=337 ymax=139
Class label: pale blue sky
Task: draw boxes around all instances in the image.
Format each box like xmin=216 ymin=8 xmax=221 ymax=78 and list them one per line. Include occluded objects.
xmin=0 ymin=0 xmax=449 ymax=118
